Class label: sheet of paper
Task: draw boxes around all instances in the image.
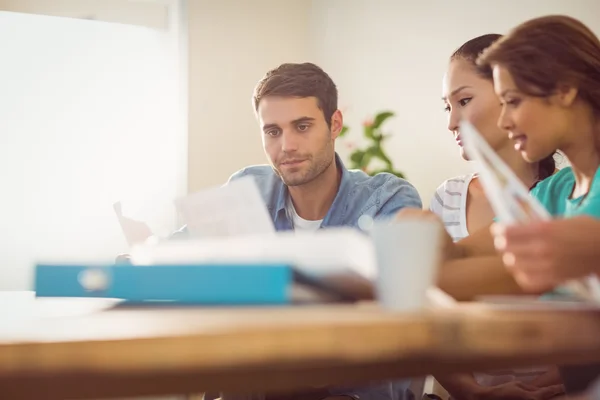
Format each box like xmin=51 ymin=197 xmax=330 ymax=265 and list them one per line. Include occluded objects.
xmin=174 ymin=176 xmax=275 ymax=238
xmin=131 ymin=227 xmax=377 ymax=280
xmin=113 ymin=201 xmax=154 ymax=247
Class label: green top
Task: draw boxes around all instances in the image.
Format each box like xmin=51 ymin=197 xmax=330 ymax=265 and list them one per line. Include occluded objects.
xmin=531 ymin=166 xmax=600 ymax=300
xmin=531 ymin=166 xmax=600 ymax=218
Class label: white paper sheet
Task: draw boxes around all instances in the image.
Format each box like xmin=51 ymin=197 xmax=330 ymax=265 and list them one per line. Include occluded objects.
xmin=113 ymin=201 xmax=154 ymax=247
xmin=130 ymin=228 xmax=377 ymax=280
xmin=174 ymin=176 xmax=275 ymax=239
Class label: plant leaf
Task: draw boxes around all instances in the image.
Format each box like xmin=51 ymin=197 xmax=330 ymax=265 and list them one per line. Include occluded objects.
xmin=363 ymin=125 xmax=374 ymax=139
xmin=371 ymin=111 xmax=395 ymax=129
xmin=350 ymin=150 xmax=365 ymax=165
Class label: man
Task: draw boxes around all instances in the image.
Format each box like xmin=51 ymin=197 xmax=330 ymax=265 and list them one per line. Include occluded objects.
xmin=119 ymin=62 xmax=422 ymax=397
xmin=174 ymin=62 xmax=421 ymax=238
xmin=194 ymin=62 xmax=420 ymax=400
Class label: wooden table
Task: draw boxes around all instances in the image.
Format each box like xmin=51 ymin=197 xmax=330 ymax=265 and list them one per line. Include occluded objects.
xmin=1 ymin=298 xmax=600 ymax=399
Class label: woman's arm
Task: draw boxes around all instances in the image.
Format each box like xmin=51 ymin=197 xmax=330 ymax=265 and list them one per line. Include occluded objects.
xmin=434 ymin=373 xmax=484 ymax=400
xmin=438 ymin=255 xmax=526 ymax=301
xmin=441 ymin=223 xmax=527 ymax=300
xmin=395 ymin=210 xmax=527 ymax=300
xmin=455 ymin=223 xmax=496 ymax=258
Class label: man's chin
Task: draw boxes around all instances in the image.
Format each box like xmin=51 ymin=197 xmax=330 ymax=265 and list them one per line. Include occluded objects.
xmin=282 ymin=177 xmax=308 ymax=187
xmin=279 ymin=171 xmax=311 ymax=187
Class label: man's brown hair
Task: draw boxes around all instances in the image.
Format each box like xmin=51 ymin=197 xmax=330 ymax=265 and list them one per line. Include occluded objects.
xmin=477 ymin=15 xmax=600 ymax=115
xmin=253 ymin=63 xmax=338 ymax=127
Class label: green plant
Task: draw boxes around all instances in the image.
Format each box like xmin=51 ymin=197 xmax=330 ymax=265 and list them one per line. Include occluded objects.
xmin=339 ymin=110 xmax=405 ymax=179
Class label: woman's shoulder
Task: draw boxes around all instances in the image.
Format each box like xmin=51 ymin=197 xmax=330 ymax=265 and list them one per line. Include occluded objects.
xmin=430 ymin=173 xmax=474 ymax=212
xmin=530 ymin=167 xmax=575 ymax=216
xmin=533 ymin=167 xmax=574 ymax=194
xmin=435 ymin=173 xmax=475 ymax=193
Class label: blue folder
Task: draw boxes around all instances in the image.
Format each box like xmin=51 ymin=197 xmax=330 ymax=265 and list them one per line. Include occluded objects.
xmin=35 ymin=263 xmax=292 ymax=305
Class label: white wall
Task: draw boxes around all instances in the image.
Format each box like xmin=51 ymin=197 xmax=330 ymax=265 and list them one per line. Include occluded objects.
xmin=0 ymin=5 xmax=185 ymax=290
xmin=0 ymin=0 xmax=169 ymax=30
xmin=186 ymin=0 xmax=313 ymax=193
xmin=310 ymin=0 xmax=600 ymax=206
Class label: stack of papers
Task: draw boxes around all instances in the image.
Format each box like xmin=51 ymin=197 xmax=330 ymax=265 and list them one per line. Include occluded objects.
xmin=104 ymin=175 xmax=378 ymax=304
xmin=130 ymin=228 xmax=377 ymax=302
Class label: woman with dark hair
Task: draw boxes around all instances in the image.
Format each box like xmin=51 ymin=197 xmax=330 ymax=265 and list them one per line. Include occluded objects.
xmin=399 ymin=14 xmax=600 ymax=397
xmin=478 ymin=15 xmax=600 ymax=396
xmin=433 ymin=33 xmax=556 ymax=242
xmin=478 ymin=14 xmax=600 ymax=292
xmin=400 ymin=14 xmax=600 ymax=303
xmin=429 ymin=33 xmax=563 ymax=400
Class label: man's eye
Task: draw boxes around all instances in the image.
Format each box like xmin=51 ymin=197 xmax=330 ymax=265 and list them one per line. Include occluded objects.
xmin=266 ymin=129 xmax=280 ymax=137
xmin=443 ymin=105 xmax=450 ymax=112
xmin=297 ymin=124 xmax=309 ymax=132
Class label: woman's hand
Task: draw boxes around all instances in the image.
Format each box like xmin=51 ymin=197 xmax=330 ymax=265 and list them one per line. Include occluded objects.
xmin=491 ymin=216 xmax=600 ymax=292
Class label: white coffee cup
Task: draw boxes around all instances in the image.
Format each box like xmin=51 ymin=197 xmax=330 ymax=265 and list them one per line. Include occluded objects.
xmin=370 ymin=219 xmax=442 ymax=311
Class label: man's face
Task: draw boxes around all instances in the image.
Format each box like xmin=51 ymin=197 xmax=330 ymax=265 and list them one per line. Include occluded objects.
xmin=257 ymin=96 xmax=342 ymax=186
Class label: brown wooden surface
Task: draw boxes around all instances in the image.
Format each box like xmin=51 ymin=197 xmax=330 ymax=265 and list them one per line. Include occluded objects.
xmin=1 ymin=299 xmax=600 ymax=399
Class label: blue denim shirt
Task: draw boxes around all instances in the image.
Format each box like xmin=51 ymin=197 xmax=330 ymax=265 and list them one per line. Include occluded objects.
xmin=173 ymin=154 xmax=421 ymax=400
xmin=225 ymin=153 xmax=422 ymax=230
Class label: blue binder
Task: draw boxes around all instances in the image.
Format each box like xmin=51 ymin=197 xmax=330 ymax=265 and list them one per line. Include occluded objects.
xmin=34 ymin=263 xmax=292 ymax=305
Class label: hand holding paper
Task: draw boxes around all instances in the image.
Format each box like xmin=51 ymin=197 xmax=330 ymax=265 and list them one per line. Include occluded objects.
xmin=460 ymin=120 xmax=600 ymax=303
xmin=491 ymin=217 xmax=600 ymax=297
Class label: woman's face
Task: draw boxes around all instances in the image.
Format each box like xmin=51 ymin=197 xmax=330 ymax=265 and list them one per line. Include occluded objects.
xmin=493 ymin=64 xmax=573 ymax=163
xmin=443 ymin=58 xmax=509 ymax=160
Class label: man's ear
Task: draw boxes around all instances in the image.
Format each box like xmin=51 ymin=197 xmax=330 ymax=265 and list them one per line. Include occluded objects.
xmin=330 ymin=109 xmax=344 ymax=139
xmin=555 ymin=84 xmax=578 ymax=107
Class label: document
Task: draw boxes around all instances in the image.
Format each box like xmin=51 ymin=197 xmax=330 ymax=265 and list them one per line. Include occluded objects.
xmin=174 ymin=176 xmax=275 ymax=238
xmin=113 ymin=201 xmax=154 ymax=247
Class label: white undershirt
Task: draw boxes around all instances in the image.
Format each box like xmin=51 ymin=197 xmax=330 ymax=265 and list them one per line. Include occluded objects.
xmin=287 ymin=197 xmax=323 ymax=231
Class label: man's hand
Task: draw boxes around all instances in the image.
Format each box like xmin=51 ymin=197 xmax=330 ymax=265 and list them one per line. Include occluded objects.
xmin=477 ymin=381 xmax=565 ymax=400
xmin=491 ymin=216 xmax=600 ymax=292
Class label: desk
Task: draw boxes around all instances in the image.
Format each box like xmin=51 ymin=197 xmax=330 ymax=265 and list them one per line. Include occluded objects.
xmin=1 ymin=299 xmax=600 ymax=399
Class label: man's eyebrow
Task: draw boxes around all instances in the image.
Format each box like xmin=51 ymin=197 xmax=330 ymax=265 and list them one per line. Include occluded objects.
xmin=442 ymin=85 xmax=471 ymax=101
xmin=262 ymin=123 xmax=279 ymax=132
xmin=262 ymin=117 xmax=315 ymax=131
xmin=291 ymin=116 xmax=315 ymax=124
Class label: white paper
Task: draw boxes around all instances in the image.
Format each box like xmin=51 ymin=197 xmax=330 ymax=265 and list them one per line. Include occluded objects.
xmin=130 ymin=228 xmax=377 ymax=280
xmin=113 ymin=201 xmax=154 ymax=247
xmin=460 ymin=120 xmax=600 ymax=303
xmin=174 ymin=176 xmax=275 ymax=238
